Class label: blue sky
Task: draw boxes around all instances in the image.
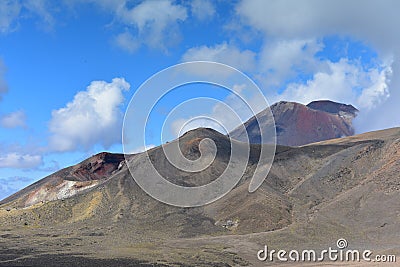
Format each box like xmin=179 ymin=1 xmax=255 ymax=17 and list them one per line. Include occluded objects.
xmin=0 ymin=0 xmax=399 ymax=200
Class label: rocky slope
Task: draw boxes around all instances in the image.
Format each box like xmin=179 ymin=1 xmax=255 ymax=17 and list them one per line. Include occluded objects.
xmin=0 ymin=127 xmax=399 ymax=266
xmin=0 ymin=152 xmax=127 ymax=208
xmin=230 ymin=100 xmax=358 ymax=146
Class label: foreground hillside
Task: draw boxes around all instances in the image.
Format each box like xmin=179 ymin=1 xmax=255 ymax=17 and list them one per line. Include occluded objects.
xmin=0 ymin=127 xmax=399 ymax=266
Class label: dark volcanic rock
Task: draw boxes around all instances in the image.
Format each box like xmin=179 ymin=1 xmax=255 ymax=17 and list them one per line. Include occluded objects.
xmin=307 ymin=100 xmax=358 ymax=115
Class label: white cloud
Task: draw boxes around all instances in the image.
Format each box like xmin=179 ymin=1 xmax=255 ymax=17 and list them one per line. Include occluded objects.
xmin=68 ymin=0 xmax=189 ymax=51
xmin=0 ymin=153 xmax=42 ymax=169
xmin=107 ymin=0 xmax=187 ymax=51
xmin=258 ymin=39 xmax=324 ymax=88
xmin=0 ymin=0 xmax=55 ymax=33
xmin=48 ymin=78 xmax=130 ymax=152
xmin=0 ymin=0 xmax=21 ymax=33
xmin=235 ymin=0 xmax=400 ymax=52
xmin=275 ymin=58 xmax=392 ymax=110
xmin=356 ymin=66 xmax=392 ymax=110
xmin=23 ymin=0 xmax=55 ymax=31
xmin=180 ymin=39 xmax=324 ymax=94
xmin=115 ymin=31 xmax=139 ymax=53
xmin=190 ymin=0 xmax=215 ymax=21
xmin=0 ymin=110 xmax=26 ymax=128
xmin=276 ymin=59 xmax=358 ymax=104
xmin=354 ymin=60 xmax=399 ymax=133
xmin=181 ymin=43 xmax=256 ymax=72
xmin=124 ymin=0 xmax=187 ymax=49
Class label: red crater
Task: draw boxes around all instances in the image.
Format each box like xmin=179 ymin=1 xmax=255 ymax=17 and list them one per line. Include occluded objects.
xmin=71 ymin=152 xmax=126 ymax=181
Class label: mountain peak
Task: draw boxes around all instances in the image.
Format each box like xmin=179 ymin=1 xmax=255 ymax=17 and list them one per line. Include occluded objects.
xmin=180 ymin=127 xmax=225 ymax=139
xmin=230 ymin=100 xmax=358 ymax=146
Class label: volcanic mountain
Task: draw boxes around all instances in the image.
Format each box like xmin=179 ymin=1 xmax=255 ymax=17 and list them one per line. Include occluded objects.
xmin=230 ymin=100 xmax=358 ymax=146
xmin=0 ymin=126 xmax=399 ymax=266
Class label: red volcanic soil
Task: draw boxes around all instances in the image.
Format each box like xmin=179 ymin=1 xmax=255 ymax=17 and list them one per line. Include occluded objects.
xmin=230 ymin=100 xmax=358 ymax=146
xmin=275 ymin=101 xmax=355 ymax=146
xmin=71 ymin=152 xmax=125 ymax=181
